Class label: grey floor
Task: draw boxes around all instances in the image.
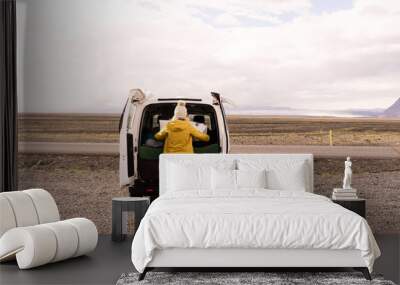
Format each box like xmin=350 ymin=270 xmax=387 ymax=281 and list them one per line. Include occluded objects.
xmin=1 ymin=235 xmax=399 ymax=285
xmin=0 ymin=236 xmax=134 ymax=285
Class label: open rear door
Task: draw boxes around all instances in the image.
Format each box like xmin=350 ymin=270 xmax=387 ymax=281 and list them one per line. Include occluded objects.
xmin=119 ymin=89 xmax=144 ymax=186
xmin=211 ymin=92 xmax=230 ymax=153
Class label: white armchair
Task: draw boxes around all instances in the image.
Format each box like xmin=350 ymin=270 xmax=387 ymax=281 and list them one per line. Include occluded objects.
xmin=0 ymin=189 xmax=98 ymax=269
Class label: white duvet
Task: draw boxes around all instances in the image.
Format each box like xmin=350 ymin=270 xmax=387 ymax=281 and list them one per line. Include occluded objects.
xmin=131 ymin=190 xmax=380 ymax=273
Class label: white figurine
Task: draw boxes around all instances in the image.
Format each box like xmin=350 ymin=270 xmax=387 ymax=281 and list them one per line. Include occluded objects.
xmin=343 ymin=157 xmax=352 ymax=189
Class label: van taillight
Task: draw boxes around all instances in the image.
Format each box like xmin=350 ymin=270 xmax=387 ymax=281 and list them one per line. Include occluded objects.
xmin=145 ymin=188 xmax=154 ymax=193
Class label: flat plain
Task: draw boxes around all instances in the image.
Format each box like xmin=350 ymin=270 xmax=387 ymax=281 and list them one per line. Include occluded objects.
xmin=18 ymin=113 xmax=400 ymax=146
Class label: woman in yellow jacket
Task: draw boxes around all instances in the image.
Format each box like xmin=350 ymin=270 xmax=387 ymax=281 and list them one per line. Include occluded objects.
xmin=155 ymin=101 xmax=209 ymax=153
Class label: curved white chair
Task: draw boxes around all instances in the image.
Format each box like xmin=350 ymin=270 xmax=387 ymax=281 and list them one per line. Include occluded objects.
xmin=0 ymin=189 xmax=98 ymax=269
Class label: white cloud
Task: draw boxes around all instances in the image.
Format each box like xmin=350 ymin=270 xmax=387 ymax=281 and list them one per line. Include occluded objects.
xmin=214 ymin=13 xmax=241 ymax=27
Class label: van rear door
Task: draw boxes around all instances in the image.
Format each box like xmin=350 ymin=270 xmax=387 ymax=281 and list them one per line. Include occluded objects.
xmin=119 ymin=90 xmax=143 ymax=186
xmin=211 ymin=92 xmax=230 ymax=153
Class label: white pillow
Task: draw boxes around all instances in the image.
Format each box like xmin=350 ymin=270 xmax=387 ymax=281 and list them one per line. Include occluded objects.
xmin=168 ymin=162 xmax=211 ymax=191
xmin=211 ymin=168 xmax=237 ymax=190
xmin=236 ymin=169 xmax=267 ymax=189
xmin=238 ymin=159 xmax=308 ymax=191
xmin=266 ymin=161 xmax=307 ymax=191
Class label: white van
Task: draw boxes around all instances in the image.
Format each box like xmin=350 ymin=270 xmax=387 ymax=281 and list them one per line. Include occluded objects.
xmin=119 ymin=89 xmax=230 ymax=199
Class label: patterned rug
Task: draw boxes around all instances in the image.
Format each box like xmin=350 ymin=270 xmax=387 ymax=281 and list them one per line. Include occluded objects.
xmin=116 ymin=271 xmax=396 ymax=285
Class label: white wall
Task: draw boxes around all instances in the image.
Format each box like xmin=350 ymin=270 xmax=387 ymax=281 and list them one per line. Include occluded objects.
xmin=17 ymin=0 xmax=142 ymax=113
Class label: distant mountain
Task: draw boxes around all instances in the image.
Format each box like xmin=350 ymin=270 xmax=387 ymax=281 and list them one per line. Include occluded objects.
xmin=347 ymin=108 xmax=385 ymax=117
xmin=382 ymin=98 xmax=400 ymax=117
xmin=226 ymin=105 xmax=385 ymax=117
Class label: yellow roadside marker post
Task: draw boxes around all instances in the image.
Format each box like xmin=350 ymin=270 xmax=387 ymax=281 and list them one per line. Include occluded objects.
xmin=320 ymin=129 xmax=323 ymax=144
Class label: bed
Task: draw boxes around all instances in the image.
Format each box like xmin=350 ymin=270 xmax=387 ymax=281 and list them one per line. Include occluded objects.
xmin=131 ymin=154 xmax=380 ymax=280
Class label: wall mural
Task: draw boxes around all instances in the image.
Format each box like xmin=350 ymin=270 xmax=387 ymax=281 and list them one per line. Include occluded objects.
xmin=16 ymin=0 xmax=400 ymax=235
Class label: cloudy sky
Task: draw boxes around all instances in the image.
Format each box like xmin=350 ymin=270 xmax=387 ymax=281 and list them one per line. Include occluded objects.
xmin=18 ymin=0 xmax=400 ymax=114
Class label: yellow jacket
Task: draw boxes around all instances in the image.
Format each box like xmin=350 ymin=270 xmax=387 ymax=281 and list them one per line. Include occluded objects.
xmin=154 ymin=119 xmax=210 ymax=153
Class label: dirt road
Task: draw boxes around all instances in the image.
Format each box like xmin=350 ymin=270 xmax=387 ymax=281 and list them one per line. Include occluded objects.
xmin=18 ymin=142 xmax=400 ymax=158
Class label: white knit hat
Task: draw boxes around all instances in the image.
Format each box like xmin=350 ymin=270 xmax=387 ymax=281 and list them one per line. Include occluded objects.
xmin=174 ymin=100 xmax=187 ymax=119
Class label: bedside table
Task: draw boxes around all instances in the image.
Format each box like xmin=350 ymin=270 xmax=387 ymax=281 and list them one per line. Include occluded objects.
xmin=112 ymin=197 xmax=150 ymax=242
xmin=332 ymin=198 xmax=366 ymax=218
